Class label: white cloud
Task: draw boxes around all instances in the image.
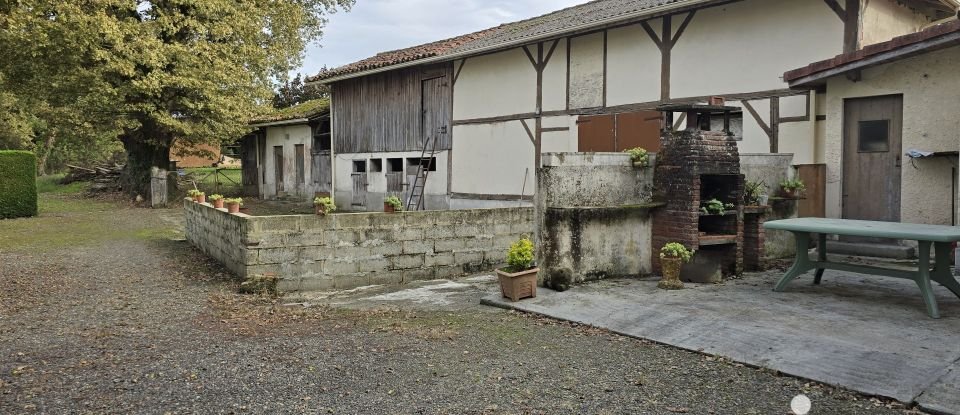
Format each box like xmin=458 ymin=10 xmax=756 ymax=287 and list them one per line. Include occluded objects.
xmin=299 ymin=0 xmax=587 ymax=77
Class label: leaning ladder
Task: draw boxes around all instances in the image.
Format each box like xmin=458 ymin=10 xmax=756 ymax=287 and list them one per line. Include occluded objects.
xmin=406 ymin=136 xmax=438 ymax=211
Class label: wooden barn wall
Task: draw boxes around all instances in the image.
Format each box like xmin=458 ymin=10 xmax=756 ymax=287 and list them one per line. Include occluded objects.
xmin=332 ymin=63 xmax=453 ymax=153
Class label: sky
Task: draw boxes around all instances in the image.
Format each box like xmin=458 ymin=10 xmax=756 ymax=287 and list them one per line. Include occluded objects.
xmin=298 ymin=0 xmax=588 ymax=78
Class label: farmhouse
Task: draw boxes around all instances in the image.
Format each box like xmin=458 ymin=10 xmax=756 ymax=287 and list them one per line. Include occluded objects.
xmin=784 ymin=20 xmax=960 ymax=229
xmin=309 ymin=0 xmax=956 ymax=212
xmin=240 ymin=99 xmax=332 ymax=200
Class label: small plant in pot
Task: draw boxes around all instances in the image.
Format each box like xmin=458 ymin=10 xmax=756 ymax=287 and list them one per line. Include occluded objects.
xmin=314 ymin=196 xmax=336 ymax=216
xmin=658 ymin=242 xmax=693 ymax=290
xmin=700 ymin=198 xmax=734 ymax=215
xmin=624 ymin=147 xmax=650 ymax=168
xmin=744 ymin=180 xmax=769 ymax=207
xmin=224 ymin=197 xmax=243 ymax=213
xmin=208 ymin=194 xmax=225 ymax=209
xmin=187 ymin=189 xmax=204 ymax=203
xmin=779 ymin=179 xmax=806 ymax=199
xmin=496 ymin=237 xmax=539 ymax=302
xmin=384 ymin=195 xmax=404 ymax=213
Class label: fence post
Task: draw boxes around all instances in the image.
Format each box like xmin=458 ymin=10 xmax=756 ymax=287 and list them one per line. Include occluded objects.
xmin=151 ymin=167 xmax=168 ymax=208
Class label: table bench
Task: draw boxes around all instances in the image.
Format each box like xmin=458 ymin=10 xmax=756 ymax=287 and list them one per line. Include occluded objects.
xmin=764 ymin=218 xmax=960 ymax=318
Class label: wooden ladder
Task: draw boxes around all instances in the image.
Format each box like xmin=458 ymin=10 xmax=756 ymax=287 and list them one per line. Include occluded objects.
xmin=406 ymin=136 xmax=438 ymax=211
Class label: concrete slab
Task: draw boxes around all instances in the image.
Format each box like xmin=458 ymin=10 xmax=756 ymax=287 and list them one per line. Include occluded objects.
xmin=482 ymin=272 xmax=960 ymax=413
xmin=918 ymin=362 xmax=960 ymax=415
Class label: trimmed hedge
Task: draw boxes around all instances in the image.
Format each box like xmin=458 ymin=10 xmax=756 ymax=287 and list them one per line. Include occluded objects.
xmin=0 ymin=150 xmax=38 ymax=219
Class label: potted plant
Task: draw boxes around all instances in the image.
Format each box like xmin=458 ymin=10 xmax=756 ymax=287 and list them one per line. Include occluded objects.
xmin=187 ymin=189 xmax=203 ymax=202
xmin=624 ymin=147 xmax=650 ymax=168
xmin=496 ymin=237 xmax=539 ymax=302
xmin=658 ymin=243 xmax=693 ymax=290
xmin=700 ymin=198 xmax=734 ymax=215
xmin=314 ymin=196 xmax=336 ymax=216
xmin=384 ymin=195 xmax=404 ymax=213
xmin=744 ymin=181 xmax=769 ymax=206
xmin=208 ymin=194 xmax=225 ymax=209
xmin=224 ymin=197 xmax=243 ymax=213
xmin=779 ymin=179 xmax=806 ymax=199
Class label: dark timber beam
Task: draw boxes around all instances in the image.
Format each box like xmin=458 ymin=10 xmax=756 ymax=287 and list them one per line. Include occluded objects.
xmin=823 ymin=0 xmax=846 ymax=20
xmin=843 ymin=0 xmax=861 ymax=53
xmin=640 ymin=11 xmax=696 ymax=102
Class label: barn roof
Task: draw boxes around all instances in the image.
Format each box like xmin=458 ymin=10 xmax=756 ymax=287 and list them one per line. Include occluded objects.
xmin=309 ymin=0 xmax=716 ymax=83
xmin=784 ymin=20 xmax=960 ymax=87
xmin=249 ymin=99 xmax=330 ymax=127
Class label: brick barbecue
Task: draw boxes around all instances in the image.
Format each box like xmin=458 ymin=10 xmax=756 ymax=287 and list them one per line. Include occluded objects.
xmin=652 ymin=104 xmax=746 ymax=280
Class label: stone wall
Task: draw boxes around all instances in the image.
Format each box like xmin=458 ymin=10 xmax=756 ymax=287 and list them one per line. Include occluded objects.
xmin=536 ymin=153 xmax=657 ymax=291
xmin=184 ymin=200 xmax=533 ymax=293
xmin=740 ymin=153 xmax=798 ymax=259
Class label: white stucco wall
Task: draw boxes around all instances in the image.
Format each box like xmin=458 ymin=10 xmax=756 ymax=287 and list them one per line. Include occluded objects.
xmin=672 ymin=0 xmax=843 ymax=97
xmin=333 ymin=150 xmax=450 ymax=212
xmin=261 ymin=124 xmax=315 ymax=200
xmin=606 ymin=23 xmax=662 ymax=106
xmin=823 ymin=45 xmax=960 ymax=225
xmin=451 ymin=122 xmax=536 ymax=197
xmin=452 ymin=48 xmax=536 ymax=120
xmin=861 ymin=0 xmax=930 ymax=47
xmin=568 ymin=32 xmax=606 ymax=109
xmin=543 ymin=41 xmax=569 ymax=112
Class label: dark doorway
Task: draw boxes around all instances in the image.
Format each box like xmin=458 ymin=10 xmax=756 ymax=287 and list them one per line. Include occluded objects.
xmin=273 ymin=146 xmax=284 ymax=196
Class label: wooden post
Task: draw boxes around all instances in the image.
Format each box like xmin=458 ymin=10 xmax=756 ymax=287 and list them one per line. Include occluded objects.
xmin=150 ymin=167 xmax=168 ymax=208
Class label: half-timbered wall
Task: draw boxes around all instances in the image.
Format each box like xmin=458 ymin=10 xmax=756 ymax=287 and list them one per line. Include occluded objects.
xmin=331 ymin=63 xmax=453 ymax=153
xmin=860 ymin=0 xmax=932 ymax=47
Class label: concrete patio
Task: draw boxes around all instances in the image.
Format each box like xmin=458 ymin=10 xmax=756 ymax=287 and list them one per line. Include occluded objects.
xmin=482 ymin=268 xmax=960 ymax=414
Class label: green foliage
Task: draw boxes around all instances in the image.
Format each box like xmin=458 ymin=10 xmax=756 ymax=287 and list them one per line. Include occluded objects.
xmin=744 ymin=180 xmax=769 ymax=205
xmin=0 ymin=0 xmax=354 ymax=190
xmin=274 ymin=72 xmax=330 ymax=109
xmin=660 ymin=243 xmax=693 ymax=263
xmin=623 ymin=147 xmax=650 ymax=166
xmin=700 ymin=199 xmax=734 ymax=215
xmin=0 ymin=150 xmax=38 ymax=219
xmin=506 ymin=237 xmax=536 ymax=271
xmin=225 ymin=198 xmax=243 ymax=206
xmin=208 ymin=194 xmax=224 ymax=201
xmin=313 ymin=196 xmax=336 ymax=213
xmin=384 ymin=195 xmax=404 ymax=211
xmin=187 ymin=189 xmax=204 ymax=198
xmin=780 ymin=179 xmax=806 ymax=192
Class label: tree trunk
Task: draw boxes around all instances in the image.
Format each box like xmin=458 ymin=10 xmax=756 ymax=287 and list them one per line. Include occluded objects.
xmin=120 ymin=133 xmax=172 ymax=198
xmin=36 ymin=132 xmax=57 ymax=176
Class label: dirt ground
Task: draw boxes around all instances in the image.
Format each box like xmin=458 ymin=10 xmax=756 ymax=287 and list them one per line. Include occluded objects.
xmin=0 ymin=183 xmax=928 ymax=414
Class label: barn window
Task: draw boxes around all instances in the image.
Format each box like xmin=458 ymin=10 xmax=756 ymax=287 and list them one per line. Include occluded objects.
xmin=370 ymin=159 xmax=383 ymax=173
xmin=387 ymin=158 xmax=403 ymax=173
xmin=407 ymin=157 xmax=437 ymax=172
xmin=352 ymin=160 xmax=367 ymax=173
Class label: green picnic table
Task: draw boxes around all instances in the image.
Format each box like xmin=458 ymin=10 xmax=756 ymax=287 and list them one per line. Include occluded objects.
xmin=764 ymin=218 xmax=960 ymax=318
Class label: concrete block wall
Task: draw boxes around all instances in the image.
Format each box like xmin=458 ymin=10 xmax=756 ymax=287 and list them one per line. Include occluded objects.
xmin=183 ymin=200 xmax=249 ymax=277
xmin=184 ymin=201 xmax=534 ymax=293
xmin=741 ymin=153 xmax=798 ymax=259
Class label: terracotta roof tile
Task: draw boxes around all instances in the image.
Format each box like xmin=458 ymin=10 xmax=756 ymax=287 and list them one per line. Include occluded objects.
xmin=784 ymin=20 xmax=960 ymax=83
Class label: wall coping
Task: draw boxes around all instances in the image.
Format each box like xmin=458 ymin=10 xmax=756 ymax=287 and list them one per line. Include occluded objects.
xmin=543 ymin=152 xmax=658 ymax=168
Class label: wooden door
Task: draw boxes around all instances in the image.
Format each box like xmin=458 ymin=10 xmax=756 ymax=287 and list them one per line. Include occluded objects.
xmin=615 ymin=111 xmax=662 ymax=152
xmin=311 ymin=119 xmax=333 ymax=195
xmin=842 ymin=95 xmax=903 ymax=223
xmin=421 ymin=76 xmax=448 ymax=150
xmin=240 ymin=135 xmax=259 ymax=197
xmin=351 ymin=173 xmax=367 ymax=207
xmin=577 ymin=114 xmax=615 ymax=152
xmin=273 ymin=146 xmax=284 ymax=196
xmin=295 ymin=144 xmax=305 ymax=195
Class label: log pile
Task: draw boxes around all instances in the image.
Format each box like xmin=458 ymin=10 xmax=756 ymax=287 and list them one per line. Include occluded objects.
xmin=63 ymin=163 xmax=124 ymax=192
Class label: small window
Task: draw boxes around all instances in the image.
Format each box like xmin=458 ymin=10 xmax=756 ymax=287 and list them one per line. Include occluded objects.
xmin=370 ymin=159 xmax=383 ymax=173
xmin=859 ymin=120 xmax=890 ymax=152
xmin=407 ymin=157 xmax=438 ymax=172
xmin=387 ymin=158 xmax=403 ymax=173
xmin=352 ymin=160 xmax=367 ymax=173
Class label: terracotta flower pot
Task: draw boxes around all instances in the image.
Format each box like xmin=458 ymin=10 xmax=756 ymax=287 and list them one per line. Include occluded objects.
xmin=384 ymin=203 xmax=396 ymax=213
xmin=226 ymin=203 xmax=240 ymax=213
xmin=496 ymin=267 xmax=539 ymax=302
xmin=195 ymin=194 xmax=206 ymax=204
xmin=658 ymin=257 xmax=685 ymax=290
xmin=315 ymin=205 xmax=327 ymax=216
xmin=781 ymin=188 xmax=803 ymax=199
xmin=213 ymin=199 xmax=224 ymax=209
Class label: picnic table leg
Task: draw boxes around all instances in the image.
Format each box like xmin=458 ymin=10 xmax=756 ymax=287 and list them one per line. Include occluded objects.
xmin=774 ymin=232 xmax=814 ymax=292
xmin=814 ymin=233 xmax=827 ymax=285
xmin=915 ymin=241 xmax=940 ymax=319
xmin=931 ymin=242 xmax=960 ymax=299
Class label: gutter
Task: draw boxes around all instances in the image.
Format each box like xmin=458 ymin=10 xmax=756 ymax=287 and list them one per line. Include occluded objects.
xmin=313 ymin=0 xmax=728 ymax=85
xmin=248 ymin=118 xmax=311 ymax=128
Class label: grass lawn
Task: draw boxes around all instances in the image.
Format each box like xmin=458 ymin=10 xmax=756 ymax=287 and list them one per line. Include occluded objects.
xmin=181 ymin=167 xmax=243 ymax=196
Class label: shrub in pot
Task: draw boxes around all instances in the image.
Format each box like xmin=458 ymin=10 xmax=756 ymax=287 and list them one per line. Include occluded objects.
xmin=225 ymin=197 xmax=243 ymax=213
xmin=187 ymin=189 xmax=203 ymax=202
xmin=700 ymin=198 xmax=734 ymax=215
xmin=496 ymin=237 xmax=539 ymax=302
xmin=208 ymin=194 xmax=225 ymax=209
xmin=624 ymin=147 xmax=650 ymax=168
xmin=314 ymin=196 xmax=336 ymax=216
xmin=779 ymin=179 xmax=806 ymax=199
xmin=744 ymin=180 xmax=769 ymax=206
xmin=658 ymin=243 xmax=693 ymax=290
xmin=384 ymin=195 xmax=403 ymax=213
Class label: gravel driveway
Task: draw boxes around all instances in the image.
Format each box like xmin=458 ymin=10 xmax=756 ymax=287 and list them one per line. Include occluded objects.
xmin=0 ymin=190 xmax=926 ymax=414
